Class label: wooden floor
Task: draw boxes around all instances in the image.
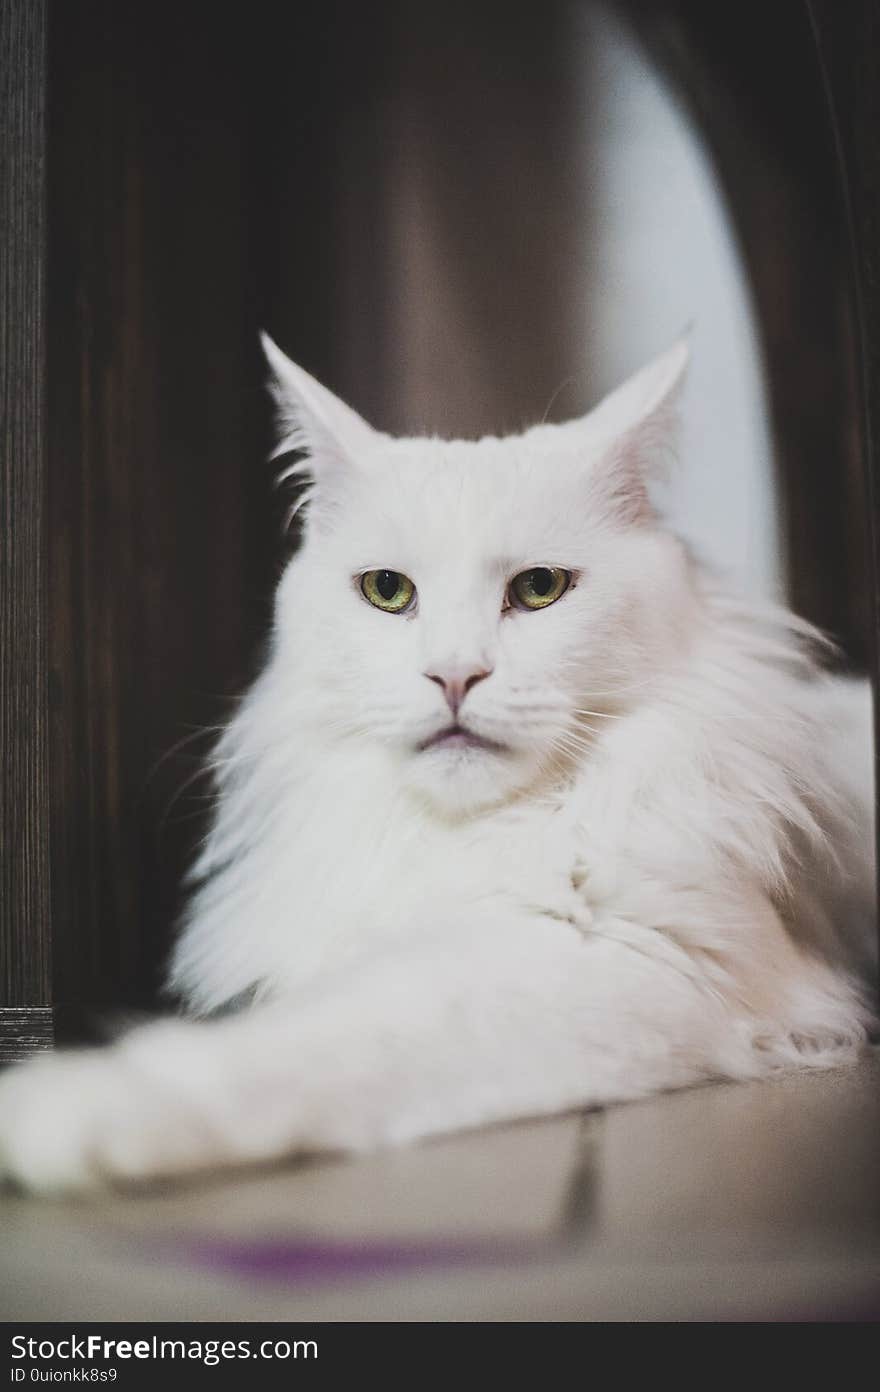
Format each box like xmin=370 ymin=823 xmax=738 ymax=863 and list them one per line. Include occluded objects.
xmin=1 ymin=1053 xmax=878 ymax=1321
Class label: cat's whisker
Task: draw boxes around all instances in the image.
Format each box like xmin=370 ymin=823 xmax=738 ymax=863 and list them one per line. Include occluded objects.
xmin=539 ymin=374 xmax=578 ymax=425
xmin=158 ymin=766 xmax=222 ymax=841
xmin=552 ymin=728 xmax=601 ymax=756
xmin=547 ymin=729 xmax=598 ymax=762
xmin=554 ymin=734 xmax=595 ymax=757
xmin=146 ymin=725 xmax=233 ymax=787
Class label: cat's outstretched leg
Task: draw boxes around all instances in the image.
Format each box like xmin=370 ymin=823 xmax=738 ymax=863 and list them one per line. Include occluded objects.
xmin=0 ymin=914 xmax=865 ymax=1194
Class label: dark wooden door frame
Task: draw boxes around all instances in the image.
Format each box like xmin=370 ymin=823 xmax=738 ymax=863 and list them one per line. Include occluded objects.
xmin=1 ymin=1 xmax=878 ymax=1058
xmin=809 ymin=2 xmax=880 ymax=987
xmin=0 ymin=0 xmax=52 ymax=1059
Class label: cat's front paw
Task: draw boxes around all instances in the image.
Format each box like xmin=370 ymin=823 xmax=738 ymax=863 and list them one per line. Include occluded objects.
xmin=0 ymin=1052 xmax=130 ymax=1194
xmin=0 ymin=1025 xmax=230 ymax=1196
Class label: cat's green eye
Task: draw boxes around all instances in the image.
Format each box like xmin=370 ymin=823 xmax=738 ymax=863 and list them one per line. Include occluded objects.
xmin=509 ymin=567 xmax=571 ymax=611
xmin=361 ymin=569 xmax=416 ymax=614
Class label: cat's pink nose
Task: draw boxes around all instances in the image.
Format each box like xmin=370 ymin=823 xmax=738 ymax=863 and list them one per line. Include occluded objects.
xmin=425 ymin=667 xmax=492 ymax=717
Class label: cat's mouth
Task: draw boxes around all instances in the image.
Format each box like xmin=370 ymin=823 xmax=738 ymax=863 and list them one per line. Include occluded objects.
xmin=417 ymin=724 xmax=506 ymax=755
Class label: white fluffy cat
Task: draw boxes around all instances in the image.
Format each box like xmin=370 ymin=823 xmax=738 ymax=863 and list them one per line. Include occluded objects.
xmin=1 ymin=335 xmax=876 ymax=1194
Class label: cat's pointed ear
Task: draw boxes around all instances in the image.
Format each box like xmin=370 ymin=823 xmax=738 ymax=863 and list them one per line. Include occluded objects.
xmin=567 ymin=334 xmax=690 ymax=525
xmin=260 ymin=331 xmax=378 ymax=475
xmin=587 ymin=334 xmax=689 ymax=450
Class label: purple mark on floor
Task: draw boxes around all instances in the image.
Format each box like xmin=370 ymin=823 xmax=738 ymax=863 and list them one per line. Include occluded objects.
xmin=153 ymin=1233 xmax=549 ymax=1286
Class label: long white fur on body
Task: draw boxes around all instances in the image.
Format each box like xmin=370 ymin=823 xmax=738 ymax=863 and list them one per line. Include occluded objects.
xmin=0 ymin=335 xmax=875 ymax=1195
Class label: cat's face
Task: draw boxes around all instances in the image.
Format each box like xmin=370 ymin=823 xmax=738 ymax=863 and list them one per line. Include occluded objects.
xmin=266 ymin=335 xmax=692 ymax=813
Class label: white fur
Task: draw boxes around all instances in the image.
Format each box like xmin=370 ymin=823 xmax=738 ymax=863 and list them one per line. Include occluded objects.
xmin=0 ymin=336 xmax=875 ymax=1194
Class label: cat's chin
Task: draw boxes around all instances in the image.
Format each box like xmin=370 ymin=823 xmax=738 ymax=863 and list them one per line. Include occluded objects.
xmin=403 ymin=742 xmax=535 ymax=817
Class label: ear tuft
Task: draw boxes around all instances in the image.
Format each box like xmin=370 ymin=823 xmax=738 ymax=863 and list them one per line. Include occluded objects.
xmin=259 ymin=331 xmax=378 ymax=474
xmin=587 ymin=332 xmax=690 ymax=451
xmin=558 ymin=333 xmax=690 ymax=526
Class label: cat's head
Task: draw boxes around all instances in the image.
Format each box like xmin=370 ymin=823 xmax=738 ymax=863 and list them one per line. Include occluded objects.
xmin=263 ymin=333 xmax=695 ymax=814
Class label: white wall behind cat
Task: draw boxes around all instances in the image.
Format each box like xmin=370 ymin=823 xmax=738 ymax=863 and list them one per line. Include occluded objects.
xmin=572 ymin=2 xmax=782 ymax=600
